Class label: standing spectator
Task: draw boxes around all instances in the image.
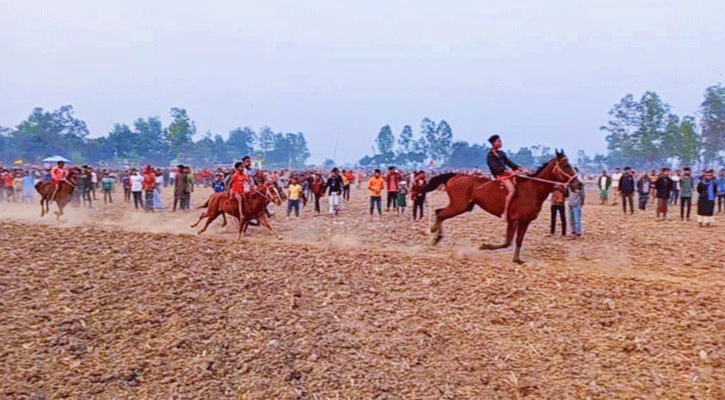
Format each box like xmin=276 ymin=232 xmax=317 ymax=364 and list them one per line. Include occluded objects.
xmin=411 ymin=171 xmax=427 ymax=221
xmin=3 ymin=169 xmax=16 ymax=202
xmin=311 ymin=174 xmax=324 ymax=214
xmin=550 ymin=184 xmax=567 ymax=236
xmin=648 ymin=170 xmax=658 ymax=205
xmin=610 ymin=167 xmax=622 ymax=205
xmin=597 ymin=170 xmax=611 ymax=204
xmin=384 ymin=166 xmax=400 ymax=211
xmin=173 ymin=165 xmax=187 ymax=211
xmin=13 ymin=172 xmax=23 ymax=203
xmin=341 ymin=169 xmax=351 ymax=202
xmin=287 ymin=177 xmax=302 ymax=218
xmin=90 ymin=167 xmax=98 ymax=200
xmin=212 ymin=173 xmax=226 ymax=193
xmin=357 ymin=170 xmax=364 ymax=189
xmin=22 ymin=171 xmax=35 ymax=203
xmin=142 ymin=166 xmax=156 ymax=212
xmin=185 ymin=167 xmax=195 ymax=209
xmin=697 ymin=169 xmax=717 ymax=227
xmin=397 ymin=181 xmax=408 ymax=215
xmin=153 ymin=168 xmax=164 ymax=209
xmin=680 ymin=167 xmax=694 ymax=221
xmin=670 ymin=169 xmax=681 ymax=205
xmin=169 ymin=168 xmax=176 ymax=188
xmin=129 ymin=169 xmax=143 ymax=209
xmin=101 ymin=173 xmax=114 ymax=204
xmin=76 ymin=166 xmax=90 ymax=207
xmin=654 ymin=168 xmax=673 ymax=220
xmin=717 ymin=169 xmax=725 ymax=213
xmin=368 ymin=169 xmax=385 ymax=221
xmin=324 ymin=168 xmax=343 ymax=215
xmin=122 ymin=171 xmax=132 ymax=203
xmin=163 ymin=168 xmax=170 ymax=187
xmin=568 ymin=174 xmax=584 ymax=237
xmin=636 ymin=172 xmax=651 ymax=210
xmin=618 ymin=167 xmax=635 ymax=215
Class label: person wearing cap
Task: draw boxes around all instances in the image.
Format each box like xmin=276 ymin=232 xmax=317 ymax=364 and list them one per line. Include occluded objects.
xmin=228 ymin=161 xmax=251 ymax=220
xmin=486 ymin=135 xmax=524 ymax=220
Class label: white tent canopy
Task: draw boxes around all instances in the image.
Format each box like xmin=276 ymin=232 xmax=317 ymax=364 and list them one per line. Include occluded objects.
xmin=42 ymin=155 xmax=70 ymax=163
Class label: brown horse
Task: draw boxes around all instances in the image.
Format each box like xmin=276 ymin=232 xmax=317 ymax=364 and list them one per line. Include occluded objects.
xmin=35 ymin=167 xmax=81 ymax=219
xmin=191 ymin=182 xmax=283 ymax=240
xmin=416 ymin=151 xmax=582 ymax=263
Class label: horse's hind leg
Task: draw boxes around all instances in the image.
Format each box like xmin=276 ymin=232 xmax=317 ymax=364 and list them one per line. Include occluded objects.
xmin=220 ymin=213 xmax=227 ymax=227
xmin=197 ymin=212 xmax=219 ymax=235
xmin=429 ymin=202 xmax=471 ymax=245
xmin=479 ymin=220 xmax=517 ymax=251
xmin=191 ymin=212 xmax=207 ymax=228
xmin=40 ymin=198 xmax=46 ymax=217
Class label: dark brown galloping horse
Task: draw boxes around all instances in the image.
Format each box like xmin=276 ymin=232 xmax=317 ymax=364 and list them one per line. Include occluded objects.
xmin=415 ymin=151 xmax=583 ymax=263
xmin=191 ymin=181 xmax=284 ymax=240
xmin=35 ymin=167 xmax=81 ymax=219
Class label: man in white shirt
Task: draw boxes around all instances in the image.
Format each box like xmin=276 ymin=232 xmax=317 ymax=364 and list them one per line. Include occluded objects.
xmin=669 ymin=170 xmax=681 ymax=205
xmin=90 ymin=169 xmax=98 ymax=200
xmin=129 ymin=169 xmax=144 ymax=209
xmin=611 ymin=168 xmax=622 ymax=206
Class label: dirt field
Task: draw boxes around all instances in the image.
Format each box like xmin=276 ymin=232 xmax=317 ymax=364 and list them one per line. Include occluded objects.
xmin=1 ymin=186 xmax=724 ymax=399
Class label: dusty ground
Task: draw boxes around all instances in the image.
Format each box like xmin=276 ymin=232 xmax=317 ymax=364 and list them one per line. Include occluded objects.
xmin=1 ymin=186 xmax=724 ymax=399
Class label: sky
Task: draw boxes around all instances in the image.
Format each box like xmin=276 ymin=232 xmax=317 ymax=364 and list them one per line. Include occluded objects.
xmin=1 ymin=0 xmax=724 ymax=164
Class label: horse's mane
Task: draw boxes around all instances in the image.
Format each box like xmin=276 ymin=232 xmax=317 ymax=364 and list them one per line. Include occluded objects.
xmin=531 ymin=162 xmax=549 ymax=177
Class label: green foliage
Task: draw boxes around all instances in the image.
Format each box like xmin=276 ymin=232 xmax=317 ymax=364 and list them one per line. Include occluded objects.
xmin=166 ymin=108 xmax=195 ymax=148
xmin=227 ymin=127 xmax=256 ymax=157
xmin=398 ymin=125 xmax=413 ymax=154
xmin=700 ymin=85 xmax=725 ymax=164
xmin=376 ymin=125 xmax=394 ymax=155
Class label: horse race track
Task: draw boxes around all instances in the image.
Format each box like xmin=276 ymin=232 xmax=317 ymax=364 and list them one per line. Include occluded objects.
xmin=1 ymin=186 xmax=725 ymax=399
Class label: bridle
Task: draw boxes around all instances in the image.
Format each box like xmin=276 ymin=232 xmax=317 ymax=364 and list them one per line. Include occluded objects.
xmin=518 ymin=157 xmax=578 ymax=186
xmin=248 ymin=183 xmax=282 ymax=204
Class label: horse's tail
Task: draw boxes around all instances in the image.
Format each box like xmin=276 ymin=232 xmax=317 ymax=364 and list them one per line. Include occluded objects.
xmin=198 ymin=198 xmax=210 ymax=209
xmin=423 ymin=172 xmax=457 ymax=193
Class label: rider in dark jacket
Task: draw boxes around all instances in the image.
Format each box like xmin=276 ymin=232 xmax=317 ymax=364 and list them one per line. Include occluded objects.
xmin=487 ymin=135 xmax=524 ymax=220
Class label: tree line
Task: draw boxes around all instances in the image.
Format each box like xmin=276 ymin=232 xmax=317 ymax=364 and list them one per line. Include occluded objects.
xmin=0 ymin=106 xmax=311 ymax=168
xmin=360 ymin=84 xmax=725 ymax=170
xmin=600 ymin=85 xmax=725 ymax=170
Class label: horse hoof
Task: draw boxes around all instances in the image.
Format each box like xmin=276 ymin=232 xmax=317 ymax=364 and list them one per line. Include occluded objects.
xmin=513 ymin=259 xmax=525 ymax=265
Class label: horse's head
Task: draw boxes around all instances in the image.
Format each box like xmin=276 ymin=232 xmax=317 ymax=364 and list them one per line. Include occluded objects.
xmin=264 ymin=181 xmax=284 ymax=206
xmin=539 ymin=150 xmax=583 ymax=190
xmin=66 ymin=167 xmax=82 ymax=185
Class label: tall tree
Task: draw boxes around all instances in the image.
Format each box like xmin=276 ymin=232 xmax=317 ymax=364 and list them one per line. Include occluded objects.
xmin=12 ymin=105 xmax=89 ymax=161
xmin=134 ymin=116 xmax=168 ymax=163
xmin=397 ymin=125 xmax=413 ymax=154
xmin=166 ymin=108 xmax=194 ymax=148
xmin=419 ymin=118 xmax=436 ymax=157
xmin=600 ymin=94 xmax=642 ymax=167
xmin=635 ymin=91 xmax=670 ymax=167
xmin=227 ymin=126 xmax=256 ymax=157
xmin=375 ymin=125 xmax=394 ymax=155
xmin=257 ymin=126 xmax=275 ymax=160
xmin=700 ymin=85 xmax=725 ymax=165
xmin=674 ymin=116 xmax=701 ymax=166
xmin=429 ymin=120 xmax=453 ymax=163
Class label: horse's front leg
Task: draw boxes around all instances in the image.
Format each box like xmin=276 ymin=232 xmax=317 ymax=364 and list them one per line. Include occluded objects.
xmin=479 ymin=220 xmax=517 ymax=250
xmin=512 ymin=220 xmax=532 ymax=264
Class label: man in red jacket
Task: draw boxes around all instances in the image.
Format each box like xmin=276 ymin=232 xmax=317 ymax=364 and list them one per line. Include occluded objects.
xmin=384 ymin=166 xmax=401 ymax=212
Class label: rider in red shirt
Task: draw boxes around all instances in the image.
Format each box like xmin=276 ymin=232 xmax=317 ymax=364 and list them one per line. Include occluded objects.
xmin=50 ymin=161 xmax=68 ymax=200
xmin=228 ymin=161 xmax=250 ymax=218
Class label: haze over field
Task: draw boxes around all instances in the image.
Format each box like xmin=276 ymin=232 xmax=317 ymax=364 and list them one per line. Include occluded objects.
xmin=1 ymin=0 xmax=724 ymax=164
